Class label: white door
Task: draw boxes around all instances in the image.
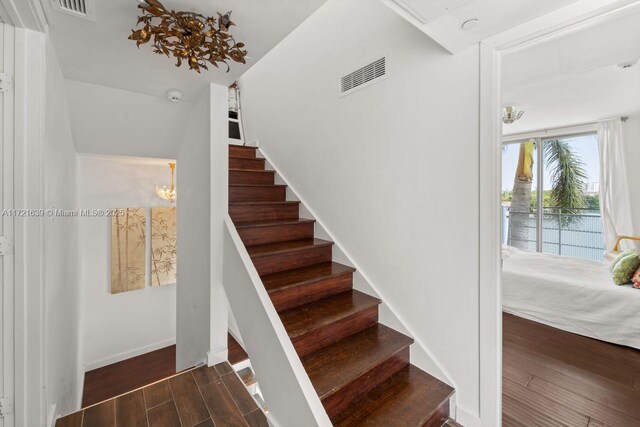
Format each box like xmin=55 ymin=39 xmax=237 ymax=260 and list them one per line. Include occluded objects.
xmin=0 ymin=21 xmax=15 ymax=427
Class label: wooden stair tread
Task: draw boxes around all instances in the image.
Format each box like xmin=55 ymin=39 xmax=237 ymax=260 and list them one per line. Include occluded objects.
xmin=246 ymin=238 xmax=333 ymax=258
xmin=234 ymin=218 xmax=315 ymax=229
xmin=302 ymin=324 xmax=413 ymax=400
xmin=229 ymin=168 xmax=273 ymax=173
xmin=280 ymin=290 xmax=380 ymax=339
xmin=229 ymin=184 xmax=287 ymax=188
xmin=331 ymin=365 xmax=455 ymax=426
xmin=229 ymin=144 xmax=257 ymax=149
xmin=229 ymin=201 xmax=300 ymax=206
xmin=229 ymin=156 xmax=262 ymax=160
xmin=262 ymin=262 xmax=354 ymax=292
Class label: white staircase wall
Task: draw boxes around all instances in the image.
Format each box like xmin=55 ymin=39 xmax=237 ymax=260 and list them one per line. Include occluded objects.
xmin=238 ymin=0 xmax=483 ymax=424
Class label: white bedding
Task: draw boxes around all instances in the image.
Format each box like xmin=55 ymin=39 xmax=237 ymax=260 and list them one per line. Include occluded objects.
xmin=502 ymin=245 xmax=640 ymax=349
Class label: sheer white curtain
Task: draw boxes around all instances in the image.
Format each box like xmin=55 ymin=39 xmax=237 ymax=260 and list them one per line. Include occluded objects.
xmin=598 ymin=119 xmax=635 ymax=254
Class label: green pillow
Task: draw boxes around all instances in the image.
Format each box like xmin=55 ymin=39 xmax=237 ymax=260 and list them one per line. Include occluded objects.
xmin=611 ymin=250 xmax=640 ymax=285
xmin=611 ymin=249 xmax=637 ymax=271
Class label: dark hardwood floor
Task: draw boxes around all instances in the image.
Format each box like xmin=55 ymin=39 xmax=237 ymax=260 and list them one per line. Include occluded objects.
xmin=82 ymin=334 xmax=249 ymax=407
xmin=58 ymin=362 xmax=267 ymax=427
xmin=503 ymin=313 xmax=640 ymax=426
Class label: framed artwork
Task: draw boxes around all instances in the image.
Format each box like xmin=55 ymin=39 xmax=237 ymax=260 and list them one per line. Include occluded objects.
xmin=111 ymin=208 xmax=146 ymax=294
xmin=151 ymin=207 xmax=177 ymax=286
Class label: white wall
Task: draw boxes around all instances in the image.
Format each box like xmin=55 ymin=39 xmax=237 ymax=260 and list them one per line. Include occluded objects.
xmin=239 ymin=0 xmax=481 ymax=424
xmin=65 ymin=79 xmax=193 ymax=158
xmin=176 ymin=93 xmax=212 ymax=370
xmin=77 ymin=155 xmax=177 ymax=370
xmin=43 ymin=34 xmax=82 ymax=419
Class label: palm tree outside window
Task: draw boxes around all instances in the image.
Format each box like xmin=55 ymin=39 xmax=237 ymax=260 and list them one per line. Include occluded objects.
xmin=501 ymin=133 xmax=605 ymax=261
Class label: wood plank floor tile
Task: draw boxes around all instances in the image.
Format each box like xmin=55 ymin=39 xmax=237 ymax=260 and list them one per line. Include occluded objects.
xmin=221 ymin=372 xmax=259 ymax=415
xmin=244 ymin=409 xmax=269 ymax=427
xmin=502 ymin=395 xmax=560 ymax=427
xmin=214 ymin=362 xmax=234 ymax=376
xmin=169 ymin=372 xmax=210 ymax=427
xmin=143 ymin=380 xmax=173 ymax=410
xmin=83 ymin=346 xmax=176 ymax=408
xmin=83 ymin=334 xmax=247 ymax=408
xmin=147 ymin=400 xmax=182 ymax=427
xmin=503 ymin=313 xmax=640 ymax=426
xmin=191 ymin=366 xmax=221 ymax=388
xmin=504 ymin=377 xmax=590 ymax=426
xmin=194 ymin=419 xmax=214 ymax=427
xmin=83 ymin=400 xmax=116 ymax=427
xmin=115 ymin=389 xmax=147 ymax=427
xmin=200 ymin=379 xmax=249 ymax=427
xmin=504 ymin=348 xmax=640 ymax=420
xmin=526 ymin=376 xmax=640 ymax=426
xmin=55 ymin=412 xmax=83 ymax=427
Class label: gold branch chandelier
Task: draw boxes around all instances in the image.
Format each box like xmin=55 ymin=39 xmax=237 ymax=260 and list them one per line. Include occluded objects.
xmin=156 ymin=162 xmax=177 ymax=203
xmin=129 ymin=0 xmax=248 ymax=73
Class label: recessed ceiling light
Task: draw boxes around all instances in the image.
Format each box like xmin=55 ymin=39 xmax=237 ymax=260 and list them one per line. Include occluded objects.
xmin=461 ymin=18 xmax=480 ymax=30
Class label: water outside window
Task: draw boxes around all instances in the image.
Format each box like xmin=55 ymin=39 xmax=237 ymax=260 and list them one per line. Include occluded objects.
xmin=502 ymin=134 xmax=605 ymax=262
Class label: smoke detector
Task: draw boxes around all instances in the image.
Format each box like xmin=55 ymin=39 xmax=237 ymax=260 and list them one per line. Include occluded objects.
xmin=166 ymin=89 xmax=183 ymax=102
xmin=461 ymin=18 xmax=480 ymax=30
xmin=49 ymin=0 xmax=96 ymax=21
xmin=617 ymin=61 xmax=638 ymax=70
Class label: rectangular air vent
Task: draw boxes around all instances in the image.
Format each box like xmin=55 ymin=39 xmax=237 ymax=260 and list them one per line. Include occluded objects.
xmin=340 ymin=57 xmax=386 ymax=96
xmin=50 ymin=0 xmax=96 ymax=21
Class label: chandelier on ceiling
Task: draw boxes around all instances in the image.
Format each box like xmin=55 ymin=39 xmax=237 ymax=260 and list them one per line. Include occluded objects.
xmin=155 ymin=162 xmax=177 ymax=203
xmin=502 ymin=105 xmax=525 ymax=124
xmin=129 ymin=0 xmax=248 ymax=73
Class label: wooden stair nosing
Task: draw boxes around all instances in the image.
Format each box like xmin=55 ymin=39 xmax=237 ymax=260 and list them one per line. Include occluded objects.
xmin=236 ymin=220 xmax=315 ymax=247
xmin=229 ymin=168 xmax=274 ymax=174
xmin=331 ymin=365 xmax=455 ymax=427
xmin=234 ymin=218 xmax=316 ymax=230
xmin=280 ymin=290 xmax=380 ymax=339
xmin=262 ymin=261 xmax=354 ymax=293
xmin=229 ymin=145 xmax=258 ymax=159
xmin=247 ymin=239 xmax=333 ymax=258
xmin=302 ymin=324 xmax=414 ymax=401
xmin=229 ymin=201 xmax=300 ymax=207
xmin=229 ymin=157 xmax=266 ymax=171
xmin=229 ymin=184 xmax=287 ymax=188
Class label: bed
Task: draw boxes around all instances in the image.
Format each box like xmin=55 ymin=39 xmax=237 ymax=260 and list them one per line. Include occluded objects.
xmin=502 ymin=245 xmax=640 ymax=349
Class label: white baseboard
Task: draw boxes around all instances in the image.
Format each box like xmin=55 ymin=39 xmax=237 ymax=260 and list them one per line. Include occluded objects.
xmin=457 ymin=406 xmax=481 ymax=427
xmin=207 ymin=348 xmax=228 ymax=367
xmin=84 ymin=338 xmax=176 ymax=371
xmin=47 ymin=404 xmax=57 ymax=427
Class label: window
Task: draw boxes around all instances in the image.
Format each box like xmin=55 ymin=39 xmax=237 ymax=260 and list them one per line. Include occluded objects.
xmin=502 ymin=133 xmax=605 ymax=261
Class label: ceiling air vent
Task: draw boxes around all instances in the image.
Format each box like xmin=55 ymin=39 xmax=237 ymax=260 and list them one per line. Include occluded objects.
xmin=50 ymin=0 xmax=96 ymax=21
xmin=340 ymin=57 xmax=386 ymax=97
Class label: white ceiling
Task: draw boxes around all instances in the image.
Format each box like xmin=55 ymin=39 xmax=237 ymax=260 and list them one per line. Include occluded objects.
xmin=502 ymin=7 xmax=640 ymax=134
xmin=381 ymin=0 xmax=589 ymax=52
xmin=65 ymin=79 xmax=193 ymax=157
xmin=41 ymin=0 xmax=327 ymax=101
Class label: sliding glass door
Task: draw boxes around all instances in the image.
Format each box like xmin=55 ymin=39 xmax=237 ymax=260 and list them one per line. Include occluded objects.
xmin=502 ymin=133 xmax=604 ymax=261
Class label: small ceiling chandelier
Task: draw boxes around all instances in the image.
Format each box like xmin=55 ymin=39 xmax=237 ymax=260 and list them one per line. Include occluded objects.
xmin=129 ymin=0 xmax=248 ymax=73
xmin=502 ymin=105 xmax=525 ymax=124
xmin=156 ymin=162 xmax=177 ymax=203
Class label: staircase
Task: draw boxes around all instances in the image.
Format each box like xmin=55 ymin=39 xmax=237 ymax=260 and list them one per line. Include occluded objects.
xmin=228 ymin=144 xmax=455 ymax=426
